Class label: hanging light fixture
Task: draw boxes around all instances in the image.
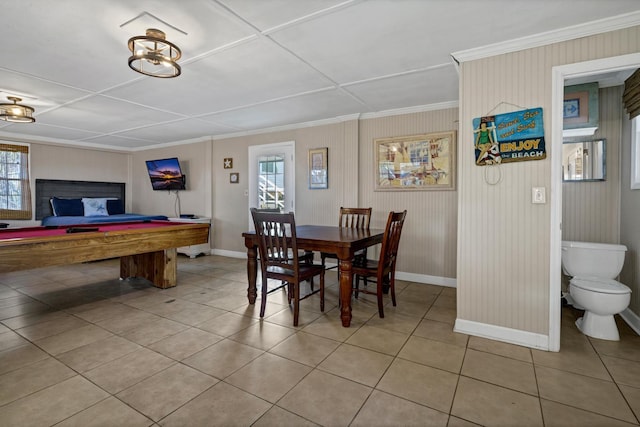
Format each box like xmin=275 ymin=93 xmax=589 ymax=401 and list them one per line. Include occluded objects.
xmin=0 ymin=97 xmax=35 ymax=123
xmin=128 ymin=28 xmax=182 ymax=78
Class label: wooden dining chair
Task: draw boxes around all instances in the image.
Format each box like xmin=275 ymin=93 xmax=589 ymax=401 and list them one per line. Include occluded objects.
xmin=352 ymin=210 xmax=407 ymax=318
xmin=250 ymin=209 xmax=325 ymax=326
xmin=321 ymin=207 xmax=372 ymax=273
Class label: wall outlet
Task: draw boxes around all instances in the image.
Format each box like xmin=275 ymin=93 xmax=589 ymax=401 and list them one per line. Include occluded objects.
xmin=532 ymin=187 xmax=546 ymax=204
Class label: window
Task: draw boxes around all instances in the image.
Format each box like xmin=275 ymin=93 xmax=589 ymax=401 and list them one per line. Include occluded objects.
xmin=0 ymin=143 xmax=32 ymax=219
xmin=258 ymin=155 xmax=285 ymax=210
xmin=248 ymin=141 xmax=295 ymax=229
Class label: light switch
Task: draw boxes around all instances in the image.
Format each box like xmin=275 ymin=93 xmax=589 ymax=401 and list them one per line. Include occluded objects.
xmin=532 ymin=187 xmax=546 ymax=204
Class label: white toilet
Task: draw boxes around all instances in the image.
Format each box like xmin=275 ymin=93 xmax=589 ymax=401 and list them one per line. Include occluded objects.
xmin=561 ymin=240 xmax=631 ymax=341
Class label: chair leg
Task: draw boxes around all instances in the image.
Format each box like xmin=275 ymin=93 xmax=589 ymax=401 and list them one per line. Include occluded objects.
xmin=354 ymin=275 xmax=360 ymax=299
xmin=260 ymin=273 xmax=268 ymax=318
xmin=376 ymin=279 xmax=384 ymax=318
xmin=293 ymin=283 xmax=300 ymax=327
xmin=287 ymin=282 xmax=293 ymax=304
xmin=320 ymin=272 xmax=325 ymax=312
xmin=389 ymin=273 xmax=396 ymax=307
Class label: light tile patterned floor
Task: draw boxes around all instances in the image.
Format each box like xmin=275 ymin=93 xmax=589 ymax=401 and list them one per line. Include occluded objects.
xmin=0 ymin=255 xmax=639 ymax=426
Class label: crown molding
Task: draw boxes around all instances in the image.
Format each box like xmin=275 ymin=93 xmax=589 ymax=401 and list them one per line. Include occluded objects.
xmin=452 ymin=10 xmax=640 ymax=63
xmin=360 ymin=101 xmax=458 ymax=120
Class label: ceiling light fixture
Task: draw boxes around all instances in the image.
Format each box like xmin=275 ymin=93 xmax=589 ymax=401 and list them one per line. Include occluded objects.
xmin=127 ymin=28 xmax=181 ymax=78
xmin=0 ymin=97 xmax=35 ymax=123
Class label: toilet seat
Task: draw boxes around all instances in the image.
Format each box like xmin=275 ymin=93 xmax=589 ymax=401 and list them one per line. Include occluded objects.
xmin=570 ymin=277 xmax=631 ymax=295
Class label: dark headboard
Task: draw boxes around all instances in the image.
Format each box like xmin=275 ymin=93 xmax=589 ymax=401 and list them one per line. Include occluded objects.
xmin=35 ymin=179 xmax=125 ymax=220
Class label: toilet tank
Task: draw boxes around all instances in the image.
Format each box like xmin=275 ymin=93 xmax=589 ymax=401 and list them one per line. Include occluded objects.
xmin=561 ymin=241 xmax=627 ymax=279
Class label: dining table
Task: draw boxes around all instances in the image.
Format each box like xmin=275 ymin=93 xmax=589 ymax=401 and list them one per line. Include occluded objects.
xmin=242 ymin=225 xmax=385 ymax=327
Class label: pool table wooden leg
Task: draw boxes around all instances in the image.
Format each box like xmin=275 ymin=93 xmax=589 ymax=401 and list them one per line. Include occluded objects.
xmin=120 ymin=248 xmax=177 ymax=289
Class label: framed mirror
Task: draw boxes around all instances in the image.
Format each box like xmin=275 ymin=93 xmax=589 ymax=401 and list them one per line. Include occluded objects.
xmin=562 ymin=139 xmax=606 ymax=182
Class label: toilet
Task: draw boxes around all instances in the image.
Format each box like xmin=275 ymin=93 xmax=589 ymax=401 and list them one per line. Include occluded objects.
xmin=561 ymin=240 xmax=631 ymax=341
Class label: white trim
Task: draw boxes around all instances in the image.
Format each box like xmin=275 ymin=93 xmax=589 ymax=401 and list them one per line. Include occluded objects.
xmin=631 ymin=117 xmax=640 ymax=190
xmin=395 ymin=271 xmax=456 ymax=288
xmin=452 ymin=11 xmax=640 ymax=63
xmin=454 ymin=318 xmax=550 ymax=351
xmin=211 ymin=248 xmax=246 ymax=258
xmin=214 ymin=253 xmax=458 ymax=287
xmin=359 ymin=101 xmax=459 ymax=120
xmin=550 ymin=52 xmax=640 ymax=353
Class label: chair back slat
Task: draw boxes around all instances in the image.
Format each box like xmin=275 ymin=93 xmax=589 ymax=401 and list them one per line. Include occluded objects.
xmin=379 ymin=210 xmax=407 ymax=271
xmin=339 ymin=207 xmax=372 ymax=229
xmin=250 ymin=208 xmax=300 ymax=273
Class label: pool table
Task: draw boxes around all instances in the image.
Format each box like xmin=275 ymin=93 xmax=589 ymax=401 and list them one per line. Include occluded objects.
xmin=0 ymin=220 xmax=210 ymax=288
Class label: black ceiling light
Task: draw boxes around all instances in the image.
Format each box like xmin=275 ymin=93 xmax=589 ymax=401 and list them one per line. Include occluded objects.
xmin=127 ymin=28 xmax=182 ymax=78
xmin=0 ymin=97 xmax=35 ymax=123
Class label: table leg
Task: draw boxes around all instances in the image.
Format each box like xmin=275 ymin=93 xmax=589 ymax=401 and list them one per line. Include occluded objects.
xmin=338 ymin=258 xmax=353 ymax=327
xmin=246 ymin=245 xmax=258 ymax=304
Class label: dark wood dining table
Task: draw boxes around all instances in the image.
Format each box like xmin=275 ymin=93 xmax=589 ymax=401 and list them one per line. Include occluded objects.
xmin=242 ymin=225 xmax=385 ymax=327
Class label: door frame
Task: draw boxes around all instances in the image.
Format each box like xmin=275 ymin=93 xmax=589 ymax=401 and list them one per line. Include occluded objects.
xmin=549 ymin=52 xmax=640 ymax=351
xmin=247 ymin=141 xmax=295 ymax=229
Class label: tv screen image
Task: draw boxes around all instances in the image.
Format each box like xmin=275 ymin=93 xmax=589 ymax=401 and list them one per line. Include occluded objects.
xmin=145 ymin=157 xmax=186 ymax=191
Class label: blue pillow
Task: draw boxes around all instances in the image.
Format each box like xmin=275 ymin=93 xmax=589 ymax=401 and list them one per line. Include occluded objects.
xmin=107 ymin=199 xmax=125 ymax=215
xmin=50 ymin=198 xmax=84 ymax=216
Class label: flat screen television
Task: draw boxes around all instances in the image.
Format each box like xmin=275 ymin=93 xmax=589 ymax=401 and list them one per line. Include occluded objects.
xmin=145 ymin=157 xmax=186 ymax=191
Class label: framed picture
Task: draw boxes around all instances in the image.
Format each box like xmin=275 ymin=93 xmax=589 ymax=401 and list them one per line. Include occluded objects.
xmin=230 ymin=172 xmax=239 ymax=184
xmin=224 ymin=158 xmax=233 ymax=169
xmin=308 ymin=147 xmax=328 ymax=189
xmin=375 ymin=131 xmax=456 ymax=191
xmin=563 ymin=83 xmax=598 ymax=130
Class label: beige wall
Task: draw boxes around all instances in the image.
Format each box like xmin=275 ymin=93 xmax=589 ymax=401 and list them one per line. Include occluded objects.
xmin=3 ymin=141 xmax=130 ymax=227
xmin=210 ymin=108 xmax=458 ymax=283
xmin=456 ymin=26 xmax=640 ymax=346
xmin=130 ymin=141 xmax=212 ymax=219
xmin=562 ymin=86 xmax=622 ymax=243
xmin=621 ymin=114 xmax=640 ymax=319
xmin=359 ymin=109 xmax=459 ymax=280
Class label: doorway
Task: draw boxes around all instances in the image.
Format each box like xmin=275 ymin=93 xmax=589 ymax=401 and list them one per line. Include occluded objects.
xmin=549 ymin=52 xmax=640 ymax=351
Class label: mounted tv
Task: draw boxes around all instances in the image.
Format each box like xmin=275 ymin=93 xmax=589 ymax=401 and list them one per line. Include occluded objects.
xmin=145 ymin=157 xmax=186 ymax=191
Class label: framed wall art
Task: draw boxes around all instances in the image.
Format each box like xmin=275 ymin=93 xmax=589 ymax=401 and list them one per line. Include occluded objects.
xmin=375 ymin=131 xmax=456 ymax=191
xmin=230 ymin=172 xmax=239 ymax=184
xmin=308 ymin=147 xmax=328 ymax=189
xmin=563 ymin=82 xmax=598 ymax=131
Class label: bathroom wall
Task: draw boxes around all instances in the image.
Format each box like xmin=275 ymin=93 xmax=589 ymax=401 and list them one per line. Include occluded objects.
xmin=620 ymin=113 xmax=640 ymax=322
xmin=562 ymin=86 xmax=623 ymax=243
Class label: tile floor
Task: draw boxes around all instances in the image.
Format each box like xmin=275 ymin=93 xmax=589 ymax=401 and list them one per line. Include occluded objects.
xmin=0 ymin=255 xmax=639 ymax=426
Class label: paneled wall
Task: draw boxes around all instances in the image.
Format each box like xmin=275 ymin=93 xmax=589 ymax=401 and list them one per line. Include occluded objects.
xmin=620 ymin=110 xmax=640 ymax=320
xmin=130 ymin=141 xmax=212 ymax=220
xmin=359 ymin=108 xmax=459 ymax=280
xmin=208 ymin=108 xmax=459 ymax=283
xmin=3 ymin=141 xmax=131 ymax=227
xmin=562 ymin=86 xmax=623 ymax=243
xmin=457 ymin=26 xmax=640 ymax=345
xmin=211 ymin=120 xmax=358 ymax=255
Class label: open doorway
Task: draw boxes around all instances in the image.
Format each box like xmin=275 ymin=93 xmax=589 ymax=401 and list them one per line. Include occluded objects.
xmin=549 ymin=52 xmax=640 ymax=351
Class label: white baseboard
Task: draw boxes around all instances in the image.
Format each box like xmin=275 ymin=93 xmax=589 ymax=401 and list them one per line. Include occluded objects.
xmin=454 ymin=318 xmax=551 ymax=351
xmin=211 ymin=249 xmax=246 ymax=258
xmin=620 ymin=308 xmax=640 ymax=336
xmin=209 ymin=253 xmax=457 ymax=288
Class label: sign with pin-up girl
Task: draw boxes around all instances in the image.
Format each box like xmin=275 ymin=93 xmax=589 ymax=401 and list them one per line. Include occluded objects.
xmin=473 ymin=107 xmax=546 ymax=166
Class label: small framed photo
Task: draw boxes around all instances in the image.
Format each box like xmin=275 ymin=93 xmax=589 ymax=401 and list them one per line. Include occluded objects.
xmin=224 ymin=158 xmax=233 ymax=169
xmin=230 ymin=172 xmax=239 ymax=184
xmin=308 ymin=147 xmax=328 ymax=189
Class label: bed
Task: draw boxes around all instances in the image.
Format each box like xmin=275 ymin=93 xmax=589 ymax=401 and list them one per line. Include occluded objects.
xmin=36 ymin=179 xmax=168 ymax=225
